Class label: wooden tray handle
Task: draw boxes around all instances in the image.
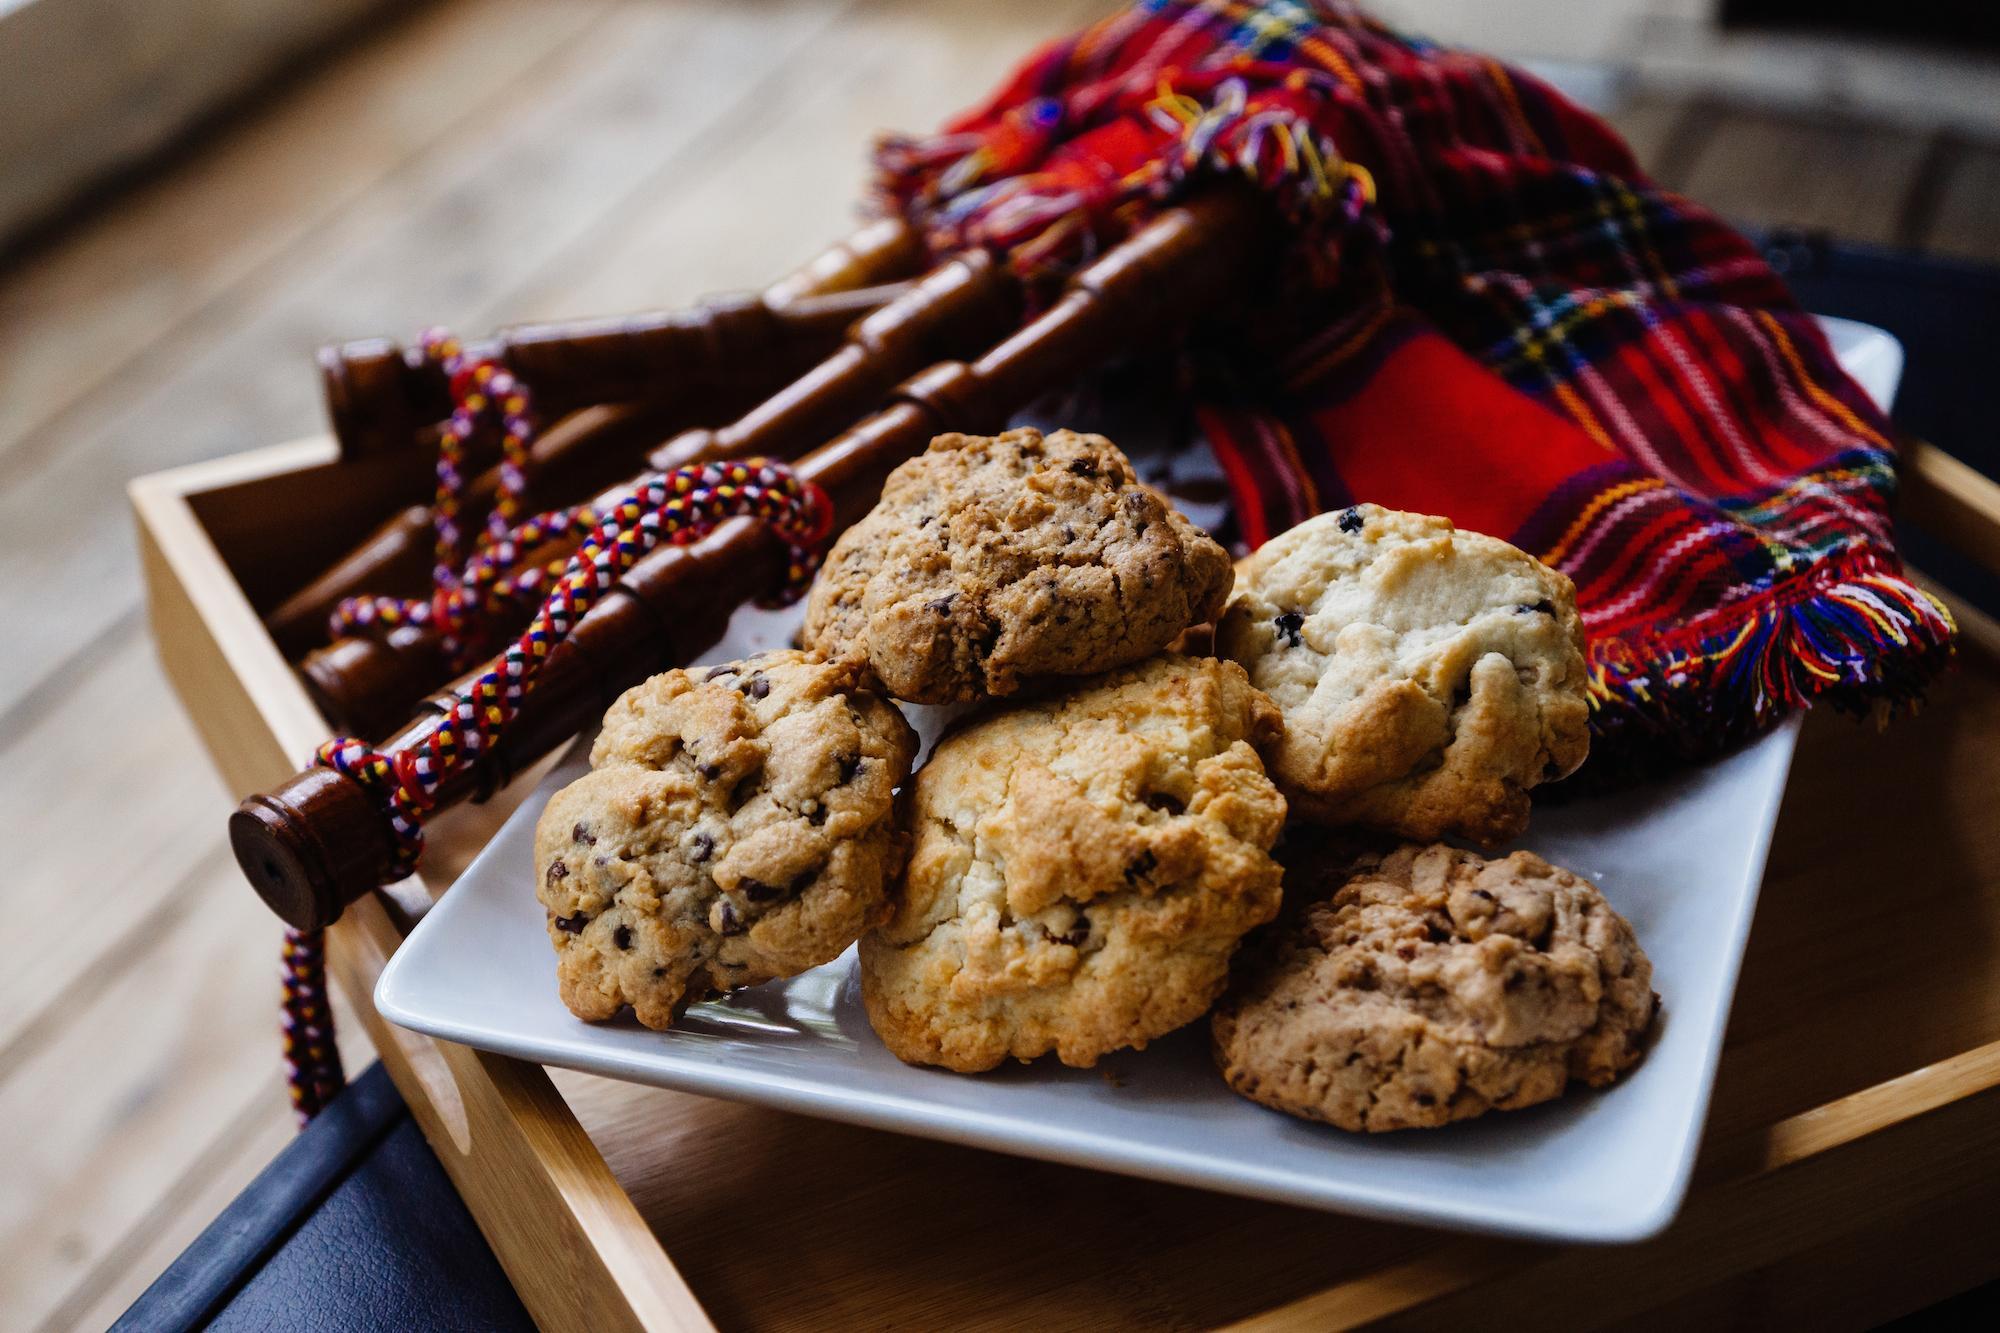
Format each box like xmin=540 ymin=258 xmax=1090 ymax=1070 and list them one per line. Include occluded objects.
xmin=1903 ymin=439 xmax=2000 ymax=577
xmin=322 ymin=218 xmax=925 ymax=459
xmin=233 ymin=186 xmax=1277 ymax=930
xmin=296 ymin=250 xmax=1023 ymax=737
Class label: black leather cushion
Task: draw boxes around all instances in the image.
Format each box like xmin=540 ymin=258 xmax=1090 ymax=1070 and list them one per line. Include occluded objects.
xmin=116 ymin=1064 xmax=531 ymax=1332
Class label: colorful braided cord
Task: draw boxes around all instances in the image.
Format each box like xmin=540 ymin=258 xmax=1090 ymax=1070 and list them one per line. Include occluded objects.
xmin=317 ymin=454 xmax=829 ymax=878
xmin=287 ymin=335 xmax=832 ymax=1120
xmin=281 ymin=928 xmax=345 ymax=1125
xmin=329 ymin=332 xmax=548 ymax=665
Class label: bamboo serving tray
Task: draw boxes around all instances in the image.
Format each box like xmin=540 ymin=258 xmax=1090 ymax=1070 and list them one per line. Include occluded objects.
xmin=134 ymin=434 xmax=2000 ymax=1330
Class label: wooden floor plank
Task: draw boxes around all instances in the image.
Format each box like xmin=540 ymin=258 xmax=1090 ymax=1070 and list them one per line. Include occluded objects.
xmin=527 ymin=0 xmax=1107 ymax=318
xmin=1672 ymin=106 xmax=1931 ymax=244
xmin=0 ymin=0 xmax=617 ymax=472
xmin=38 ymin=1080 xmax=297 ymax=1333
xmin=0 ymin=853 xmax=312 ymax=1328
xmin=0 ymin=0 xmax=858 ymax=726
xmin=0 ymin=633 xmax=237 ymax=1066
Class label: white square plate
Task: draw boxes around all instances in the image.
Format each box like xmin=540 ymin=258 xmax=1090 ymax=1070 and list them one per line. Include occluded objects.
xmin=378 ymin=318 xmax=1899 ymax=1244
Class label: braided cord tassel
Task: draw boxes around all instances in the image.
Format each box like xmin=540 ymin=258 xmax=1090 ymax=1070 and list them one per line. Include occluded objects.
xmin=280 ymin=928 xmax=346 ymax=1123
xmin=316 ymin=456 xmax=830 ymax=880
xmin=331 ymin=331 xmax=544 ymax=665
xmin=286 ymin=328 xmax=829 ymax=1123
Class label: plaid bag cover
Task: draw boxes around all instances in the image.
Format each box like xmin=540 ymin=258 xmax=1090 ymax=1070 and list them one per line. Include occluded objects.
xmin=875 ymin=0 xmax=1955 ymax=778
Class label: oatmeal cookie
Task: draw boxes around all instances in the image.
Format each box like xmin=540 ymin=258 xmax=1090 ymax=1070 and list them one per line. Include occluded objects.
xmin=860 ymin=655 xmax=1287 ymax=1071
xmin=534 ymin=650 xmax=918 ymax=1029
xmin=802 ymin=427 xmax=1234 ymax=704
xmin=1211 ymin=844 xmax=1655 ymax=1132
xmin=1217 ymin=504 xmax=1589 ymax=845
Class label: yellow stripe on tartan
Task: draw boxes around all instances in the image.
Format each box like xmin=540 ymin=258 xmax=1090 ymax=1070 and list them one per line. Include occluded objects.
xmin=1485 ymin=59 xmax=1546 ymax=157
xmin=1755 ymin=310 xmax=1891 ymax=450
xmin=1295 ymin=33 xmax=1367 ymax=94
xmin=1539 ymin=476 xmax=1664 ymax=567
xmin=1495 ymin=288 xmax=1635 ymax=376
xmin=1552 ymin=381 xmax=1617 ymax=450
xmin=1502 ymin=302 xmax=1623 ymax=452
xmin=1610 ymin=179 xmax=1679 ymax=298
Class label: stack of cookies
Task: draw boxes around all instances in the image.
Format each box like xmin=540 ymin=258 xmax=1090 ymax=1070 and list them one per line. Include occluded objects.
xmin=535 ymin=426 xmax=1657 ymax=1133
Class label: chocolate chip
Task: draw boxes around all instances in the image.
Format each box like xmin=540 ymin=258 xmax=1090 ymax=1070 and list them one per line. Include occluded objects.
xmin=688 ymin=832 xmax=714 ymax=863
xmin=1067 ymin=458 xmax=1098 ymax=477
xmin=1124 ymin=848 xmax=1157 ymax=885
xmin=571 ymin=822 xmax=595 ymax=846
xmin=1414 ymin=1092 xmax=1436 ymax=1107
xmin=788 ymin=869 xmax=817 ymax=894
xmin=554 ymin=913 xmax=588 ymax=934
xmin=1050 ymin=914 xmax=1090 ymax=947
xmin=1425 ymin=921 xmax=1452 ymax=944
xmin=806 ymin=801 xmax=828 ymax=827
xmin=836 ymin=753 xmax=862 ymax=783
xmin=925 ymin=595 xmax=954 ymax=615
xmin=1504 ymin=971 xmax=1526 ymax=992
xmin=698 ymin=762 xmax=723 ymax=781
xmin=1144 ymin=792 xmax=1185 ymax=816
xmin=1273 ymin=611 xmax=1304 ymax=647
xmin=1062 ymin=526 xmax=1077 ymax=543
xmin=1337 ymin=506 xmax=1364 ymax=533
xmin=1122 ymin=492 xmax=1147 ymax=515
xmin=1472 ymin=889 xmax=1495 ymax=902
xmin=703 ymin=664 xmax=736 ymax=681
xmin=613 ymin=926 xmax=632 ymax=951
xmin=652 ymin=966 xmax=667 ymax=978
xmin=717 ymin=902 xmax=745 ymax=936
xmin=545 ymin=859 xmax=568 ymax=887
xmin=741 ymin=672 xmax=770 ymax=699
xmin=1517 ymin=599 xmax=1557 ymax=616
xmin=916 ymin=514 xmax=933 ymax=528
xmin=742 ymin=879 xmax=779 ymax=903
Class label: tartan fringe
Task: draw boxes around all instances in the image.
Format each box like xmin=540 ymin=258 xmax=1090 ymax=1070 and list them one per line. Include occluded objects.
xmin=1580 ymin=551 xmax=1956 ymax=782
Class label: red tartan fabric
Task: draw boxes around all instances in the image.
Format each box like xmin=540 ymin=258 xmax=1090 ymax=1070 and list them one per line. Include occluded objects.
xmin=876 ymin=0 xmax=1954 ymax=777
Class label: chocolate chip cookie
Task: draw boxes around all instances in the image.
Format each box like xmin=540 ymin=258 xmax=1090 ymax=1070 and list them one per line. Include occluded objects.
xmin=1212 ymin=844 xmax=1655 ymax=1132
xmin=860 ymin=655 xmax=1288 ymax=1071
xmin=802 ymin=427 xmax=1234 ymax=704
xmin=1217 ymin=504 xmax=1590 ymax=845
xmin=534 ymin=650 xmax=918 ymax=1029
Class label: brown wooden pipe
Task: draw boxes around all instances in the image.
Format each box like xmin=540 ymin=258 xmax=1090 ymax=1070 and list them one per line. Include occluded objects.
xmin=297 ymin=251 xmax=1023 ymax=736
xmin=322 ymin=218 xmax=925 ymax=459
xmin=233 ymin=187 xmax=1274 ymax=931
xmin=273 ymin=280 xmax=913 ymax=656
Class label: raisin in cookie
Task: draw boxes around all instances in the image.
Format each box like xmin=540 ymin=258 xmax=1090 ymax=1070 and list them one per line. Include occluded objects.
xmin=802 ymin=427 xmax=1233 ymax=704
xmin=1212 ymin=844 xmax=1655 ymax=1132
xmin=534 ymin=650 xmax=917 ymax=1029
xmin=860 ymin=655 xmax=1287 ymax=1071
xmin=1217 ymin=504 xmax=1589 ymax=845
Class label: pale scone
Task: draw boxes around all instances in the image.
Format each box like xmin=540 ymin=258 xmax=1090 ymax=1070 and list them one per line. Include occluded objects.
xmin=802 ymin=427 xmax=1234 ymax=704
xmin=1212 ymin=844 xmax=1656 ymax=1132
xmin=535 ymin=651 xmax=917 ymax=1029
xmin=861 ymin=655 xmax=1287 ymax=1071
xmin=1217 ymin=504 xmax=1589 ymax=845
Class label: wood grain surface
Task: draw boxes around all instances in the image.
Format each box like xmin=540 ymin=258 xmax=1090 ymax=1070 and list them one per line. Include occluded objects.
xmin=13 ymin=0 xmax=2000 ymax=1326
